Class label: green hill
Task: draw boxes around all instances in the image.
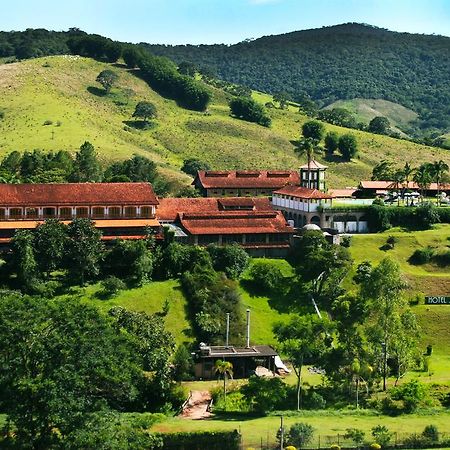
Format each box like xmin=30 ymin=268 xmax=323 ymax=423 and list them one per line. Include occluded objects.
xmin=324 ymin=98 xmax=418 ymax=136
xmin=145 ymin=23 xmax=450 ymax=134
xmin=1 ymin=55 xmax=449 ymax=189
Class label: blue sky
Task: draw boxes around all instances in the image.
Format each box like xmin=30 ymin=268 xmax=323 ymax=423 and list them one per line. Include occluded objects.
xmin=2 ymin=0 xmax=449 ymax=44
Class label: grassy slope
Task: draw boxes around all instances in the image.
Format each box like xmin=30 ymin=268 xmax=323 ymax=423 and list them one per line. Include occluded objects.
xmin=325 ymin=98 xmax=418 ymax=135
xmin=1 ymin=56 xmax=449 ymax=188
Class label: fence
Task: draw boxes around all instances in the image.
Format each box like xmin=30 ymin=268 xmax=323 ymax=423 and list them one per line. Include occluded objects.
xmin=239 ymin=432 xmax=450 ymax=450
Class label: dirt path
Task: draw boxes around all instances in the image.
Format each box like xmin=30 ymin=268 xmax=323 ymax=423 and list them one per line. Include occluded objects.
xmin=180 ymin=390 xmax=213 ymax=420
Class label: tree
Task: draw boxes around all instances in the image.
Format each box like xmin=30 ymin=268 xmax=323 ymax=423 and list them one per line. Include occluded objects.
xmin=274 ymin=314 xmax=333 ymax=410
xmin=368 ymin=116 xmax=391 ymax=135
xmin=249 ymin=260 xmax=284 ymax=292
xmin=104 ymin=154 xmax=157 ymax=183
xmin=345 ymin=428 xmax=365 ymax=449
xmin=122 ymin=46 xmax=144 ymax=68
xmin=338 ymin=133 xmax=358 ymax=160
xmin=413 ymin=163 xmax=433 ymax=203
xmin=71 ymin=141 xmax=102 ymax=182
xmin=104 ymin=41 xmax=122 ymax=63
xmin=96 ymin=69 xmax=119 ymax=93
xmin=302 ymin=120 xmax=325 ymax=141
xmin=241 ymin=376 xmax=287 ymax=413
xmin=132 ymin=101 xmax=157 ymax=124
xmin=108 ymin=307 xmax=175 ymax=406
xmin=178 ymin=61 xmax=196 ymax=77
xmin=214 ymin=360 xmax=233 ymax=406
xmin=173 ymin=344 xmax=194 ymax=381
xmin=362 ymin=258 xmax=407 ymax=390
xmin=430 ymin=160 xmax=449 ymax=205
xmin=104 ymin=239 xmax=154 ymax=286
xmin=34 ymin=219 xmax=67 ymax=278
xmin=273 ymin=91 xmax=291 ymax=109
xmin=65 ymin=219 xmax=104 ymax=285
xmin=207 ymin=244 xmax=249 ymax=279
xmin=0 ymin=295 xmax=141 ymax=449
xmin=181 ymin=158 xmax=211 ymax=176
xmin=288 ymin=422 xmax=315 ymax=449
xmin=289 ymin=230 xmax=352 ymax=307
xmin=324 ymin=131 xmax=339 ymax=155
xmin=371 ymin=160 xmax=395 ymax=181
xmin=229 ymin=96 xmax=271 ymax=127
xmin=10 ymin=230 xmax=39 ymax=292
xmin=392 ymin=169 xmax=405 ymax=206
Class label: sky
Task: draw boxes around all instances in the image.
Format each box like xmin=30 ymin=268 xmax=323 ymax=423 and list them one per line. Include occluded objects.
xmin=1 ymin=0 xmax=449 ymax=44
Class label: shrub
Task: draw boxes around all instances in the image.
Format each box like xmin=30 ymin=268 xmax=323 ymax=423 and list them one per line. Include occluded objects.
xmin=422 ymin=424 xmax=439 ymax=442
xmin=386 ymin=235 xmax=398 ymax=246
xmin=371 ymin=425 xmax=392 ymax=448
xmin=100 ymin=276 xmax=126 ymax=297
xmin=288 ymin=423 xmax=315 ymax=449
xmin=416 ymin=202 xmax=440 ymax=229
xmin=341 ymin=235 xmax=352 ymax=247
xmin=410 ymin=246 xmax=435 ymax=264
xmin=229 ymin=96 xmax=271 ymax=127
xmin=433 ymin=248 xmax=450 ymax=266
xmin=173 ymin=344 xmax=194 ymax=381
xmin=390 ymin=380 xmax=429 ymax=412
xmin=43 ymin=119 xmax=53 ymax=125
xmin=207 ymin=244 xmax=249 ymax=279
xmin=241 ymin=376 xmax=288 ymax=413
xmin=249 ymin=260 xmax=284 ymax=292
xmin=370 ymin=444 xmax=381 ymax=450
xmin=345 ymin=428 xmax=365 ymax=448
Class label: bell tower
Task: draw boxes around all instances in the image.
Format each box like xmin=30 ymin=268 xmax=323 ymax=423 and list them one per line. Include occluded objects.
xmin=299 ymin=160 xmax=327 ymax=191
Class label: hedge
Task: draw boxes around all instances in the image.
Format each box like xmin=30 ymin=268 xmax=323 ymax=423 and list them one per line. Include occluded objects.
xmin=156 ymin=430 xmax=241 ymax=450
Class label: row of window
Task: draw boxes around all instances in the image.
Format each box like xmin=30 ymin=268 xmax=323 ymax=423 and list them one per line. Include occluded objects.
xmin=196 ymin=233 xmax=290 ymax=245
xmin=0 ymin=206 xmax=154 ymax=220
xmin=274 ymin=195 xmax=329 ymax=204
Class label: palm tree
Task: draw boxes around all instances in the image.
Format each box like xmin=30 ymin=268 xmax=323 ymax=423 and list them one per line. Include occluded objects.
xmin=431 ymin=160 xmax=449 ymax=206
xmin=413 ymin=164 xmax=433 ymax=204
xmin=214 ymin=360 xmax=233 ymax=407
xmin=402 ymin=162 xmax=415 ymax=204
xmin=391 ymin=170 xmax=405 ymax=206
xmin=295 ymin=137 xmax=322 ymax=189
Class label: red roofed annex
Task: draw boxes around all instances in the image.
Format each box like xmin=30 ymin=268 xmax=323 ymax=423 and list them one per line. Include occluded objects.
xmin=0 ymin=182 xmax=160 ymax=243
xmin=193 ymin=170 xmax=300 ymax=197
xmin=157 ymin=197 xmax=294 ymax=257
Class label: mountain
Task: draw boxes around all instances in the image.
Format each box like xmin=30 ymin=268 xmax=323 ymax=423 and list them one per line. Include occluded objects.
xmin=143 ymin=23 xmax=450 ymax=134
xmin=1 ymin=55 xmax=449 ymax=190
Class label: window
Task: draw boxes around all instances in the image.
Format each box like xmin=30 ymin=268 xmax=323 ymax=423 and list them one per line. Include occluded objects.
xmin=43 ymin=207 xmax=56 ymax=218
xmin=9 ymin=208 xmax=22 ymax=219
xmin=124 ymin=206 xmax=137 ymax=218
xmin=0 ymin=209 xmax=5 ymax=220
xmin=222 ymin=234 xmax=242 ymax=244
xmin=198 ymin=234 xmax=220 ymax=245
xmin=59 ymin=207 xmax=72 ymax=219
xmin=76 ymin=207 xmax=89 ymax=218
xmin=92 ymin=207 xmax=105 ymax=219
xmin=108 ymin=206 xmax=121 ymax=218
xmin=246 ymin=234 xmax=264 ymax=243
xmin=26 ymin=208 xmax=39 ymax=219
xmin=140 ymin=206 xmax=153 ymax=218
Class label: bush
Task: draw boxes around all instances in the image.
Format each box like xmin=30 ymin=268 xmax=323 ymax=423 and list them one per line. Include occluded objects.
xmin=181 ymin=158 xmax=211 ymax=176
xmin=288 ymin=423 xmax=315 ymax=449
xmin=43 ymin=119 xmax=53 ymax=125
xmin=100 ymin=276 xmax=126 ymax=298
xmin=249 ymin=260 xmax=284 ymax=292
xmin=410 ymin=246 xmax=435 ymax=264
xmin=344 ymin=428 xmax=365 ymax=447
xmin=229 ymin=96 xmax=271 ymax=127
xmin=386 ymin=235 xmax=398 ymax=246
xmin=340 ymin=235 xmax=352 ymax=247
xmin=371 ymin=425 xmax=392 ymax=448
xmin=241 ymin=376 xmax=288 ymax=413
xmin=390 ymin=380 xmax=429 ymax=412
xmin=433 ymin=248 xmax=450 ymax=266
xmin=173 ymin=344 xmax=194 ymax=381
xmin=207 ymin=244 xmax=249 ymax=280
xmin=157 ymin=431 xmax=241 ymax=450
xmin=422 ymin=424 xmax=439 ymax=443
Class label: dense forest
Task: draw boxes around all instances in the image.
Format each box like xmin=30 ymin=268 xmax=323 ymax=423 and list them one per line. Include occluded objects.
xmin=144 ymin=23 xmax=450 ymax=134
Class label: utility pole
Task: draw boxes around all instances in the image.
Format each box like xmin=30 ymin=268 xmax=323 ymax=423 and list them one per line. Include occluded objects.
xmin=279 ymin=415 xmax=284 ymax=450
xmin=382 ymin=342 xmax=387 ymax=391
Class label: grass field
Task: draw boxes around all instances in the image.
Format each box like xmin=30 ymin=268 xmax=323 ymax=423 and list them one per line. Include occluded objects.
xmin=1 ymin=56 xmax=449 ymax=189
xmin=153 ymin=410 xmax=450 ymax=444
xmin=324 ymin=98 xmax=418 ymax=136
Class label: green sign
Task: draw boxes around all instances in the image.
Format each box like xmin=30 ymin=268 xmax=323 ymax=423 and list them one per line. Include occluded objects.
xmin=425 ymin=296 xmax=450 ymax=305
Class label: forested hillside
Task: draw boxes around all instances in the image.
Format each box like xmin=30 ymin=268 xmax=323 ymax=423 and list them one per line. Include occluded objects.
xmin=144 ymin=23 xmax=450 ymax=134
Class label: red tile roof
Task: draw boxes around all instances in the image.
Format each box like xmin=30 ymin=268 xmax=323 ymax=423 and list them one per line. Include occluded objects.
xmin=0 ymin=219 xmax=160 ymax=229
xmin=179 ymin=210 xmax=294 ymax=235
xmin=299 ymin=160 xmax=328 ymax=170
xmin=329 ymin=188 xmax=358 ymax=198
xmin=194 ymin=170 xmax=300 ymax=189
xmin=0 ymin=183 xmax=158 ymax=207
xmin=359 ymin=181 xmax=450 ymax=191
xmin=273 ymin=185 xmax=332 ymax=199
xmin=157 ymin=197 xmax=273 ymax=222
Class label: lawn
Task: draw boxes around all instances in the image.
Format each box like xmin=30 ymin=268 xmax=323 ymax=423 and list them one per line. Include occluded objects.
xmin=58 ymin=279 xmax=192 ymax=345
xmin=153 ymin=410 xmax=450 ymax=447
